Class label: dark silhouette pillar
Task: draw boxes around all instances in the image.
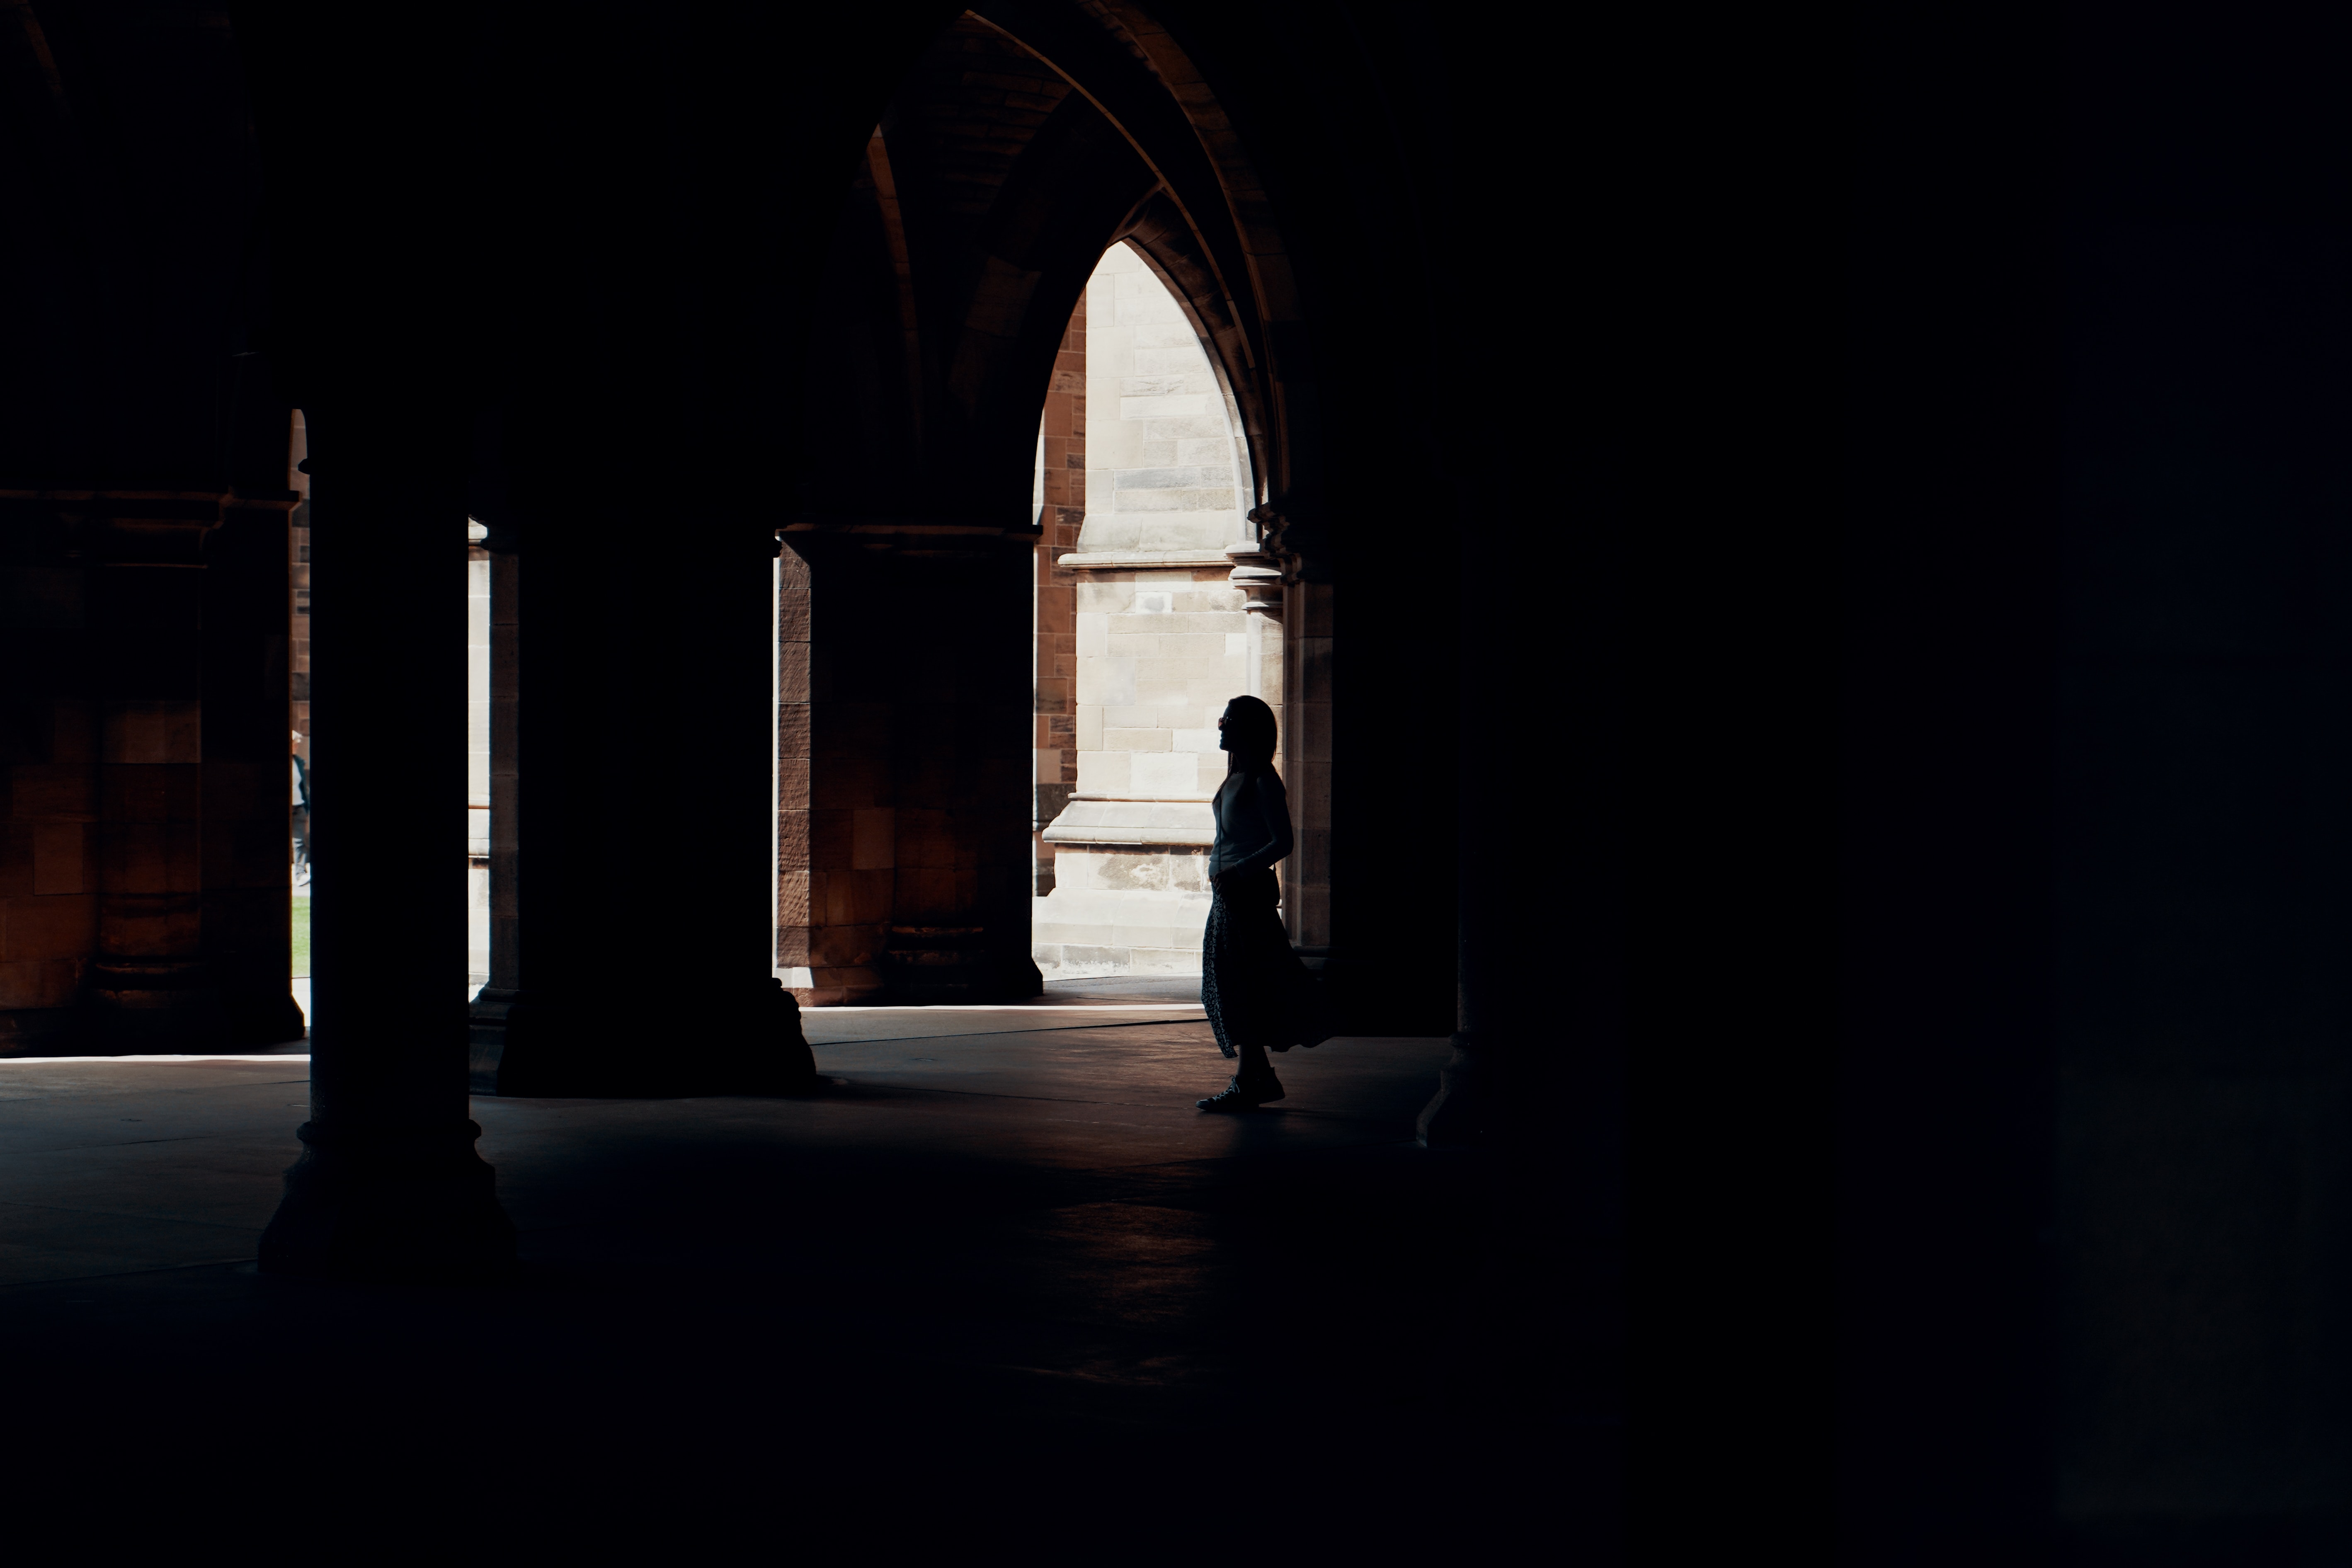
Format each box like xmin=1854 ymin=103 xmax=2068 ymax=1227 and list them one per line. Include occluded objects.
xmin=204 ymin=487 xmax=307 ymax=1048
xmin=258 ymin=408 xmax=514 ymax=1277
xmin=444 ymin=59 xmax=820 ymax=1093
xmin=483 ymin=476 xmax=815 ymax=1095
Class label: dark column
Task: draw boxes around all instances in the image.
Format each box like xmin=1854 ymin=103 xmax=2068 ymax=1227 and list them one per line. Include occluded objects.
xmin=1254 ymin=504 xmax=1401 ymax=1020
xmin=658 ymin=522 xmax=820 ymax=1074
xmin=203 ymin=490 xmax=306 ymax=1047
xmin=486 ymin=487 xmax=588 ymax=1093
xmin=1284 ymin=578 xmax=1333 ymax=962
xmin=2037 ymin=62 xmax=2352 ymax=1558
xmin=258 ymin=413 xmax=514 ymax=1277
xmin=488 ymin=494 xmax=814 ymax=1095
xmin=1420 ymin=563 xmax=1487 ymax=1150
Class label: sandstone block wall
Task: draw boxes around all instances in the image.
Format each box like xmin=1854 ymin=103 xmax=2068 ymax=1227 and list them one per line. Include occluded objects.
xmin=1032 ymin=292 xmax=1086 ymax=894
xmin=3 ymin=487 xmax=300 ymax=1050
xmin=0 ymin=695 xmax=99 ymax=1040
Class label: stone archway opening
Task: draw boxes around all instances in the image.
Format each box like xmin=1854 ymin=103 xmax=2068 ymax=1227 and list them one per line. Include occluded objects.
xmin=763 ymin=2 xmax=1321 ymax=1014
xmin=1030 ymin=241 xmax=1282 ymax=986
xmin=444 ymin=4 xmax=1343 ymax=1038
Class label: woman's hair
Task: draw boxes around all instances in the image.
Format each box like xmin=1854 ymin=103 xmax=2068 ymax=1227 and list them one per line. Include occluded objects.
xmin=1223 ymin=694 xmax=1277 ymax=759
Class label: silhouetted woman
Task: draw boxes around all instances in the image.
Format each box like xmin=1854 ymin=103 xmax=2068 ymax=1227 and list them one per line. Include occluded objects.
xmin=1197 ymin=694 xmax=1324 ymax=1110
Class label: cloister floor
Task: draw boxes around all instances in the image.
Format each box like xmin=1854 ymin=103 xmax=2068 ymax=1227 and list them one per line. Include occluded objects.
xmin=0 ymin=997 xmax=1601 ymax=1553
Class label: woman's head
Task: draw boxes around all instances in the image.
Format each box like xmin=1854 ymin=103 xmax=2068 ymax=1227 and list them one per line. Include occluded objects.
xmin=1217 ymin=695 xmax=1277 ymax=761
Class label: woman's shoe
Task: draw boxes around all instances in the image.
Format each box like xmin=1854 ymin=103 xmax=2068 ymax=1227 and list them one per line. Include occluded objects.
xmin=1196 ymin=1073 xmax=1285 ymax=1112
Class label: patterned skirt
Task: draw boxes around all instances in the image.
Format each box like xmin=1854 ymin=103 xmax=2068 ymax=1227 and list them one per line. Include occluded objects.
xmin=1200 ymin=868 xmax=1326 ymax=1058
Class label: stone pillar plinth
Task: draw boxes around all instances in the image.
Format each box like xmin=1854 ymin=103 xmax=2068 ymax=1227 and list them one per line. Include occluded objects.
xmin=1035 ymin=798 xmax=1214 ymax=976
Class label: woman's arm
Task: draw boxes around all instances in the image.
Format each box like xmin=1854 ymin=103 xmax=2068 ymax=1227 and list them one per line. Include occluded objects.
xmin=1215 ymin=770 xmax=1294 ymax=880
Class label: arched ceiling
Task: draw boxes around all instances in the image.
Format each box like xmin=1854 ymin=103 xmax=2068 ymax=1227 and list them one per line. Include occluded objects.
xmin=0 ymin=1 xmax=271 ymax=488
xmin=793 ymin=5 xmax=1301 ymax=537
xmin=0 ymin=2 xmax=1328 ymax=559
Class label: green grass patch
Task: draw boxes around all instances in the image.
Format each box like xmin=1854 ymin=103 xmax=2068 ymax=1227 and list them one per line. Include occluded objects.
xmin=291 ymin=897 xmax=311 ymax=977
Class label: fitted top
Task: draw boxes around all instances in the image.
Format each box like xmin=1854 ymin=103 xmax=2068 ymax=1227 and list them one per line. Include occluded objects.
xmin=1209 ymin=762 xmax=1294 ymax=880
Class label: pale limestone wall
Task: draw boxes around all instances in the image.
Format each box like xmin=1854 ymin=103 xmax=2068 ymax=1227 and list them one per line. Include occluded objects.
xmin=1077 ymin=244 xmax=1249 ymax=556
xmin=1034 ymin=244 xmax=1273 ymax=979
xmin=467 ymin=537 xmax=490 ymax=992
xmin=1072 ymin=567 xmax=1248 ymax=800
xmin=1035 ymin=565 xmax=1238 ymax=977
xmin=1032 ymin=842 xmax=1213 ymax=976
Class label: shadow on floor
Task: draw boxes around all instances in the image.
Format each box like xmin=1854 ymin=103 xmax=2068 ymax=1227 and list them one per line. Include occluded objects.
xmin=0 ymin=1020 xmax=1615 ymax=1553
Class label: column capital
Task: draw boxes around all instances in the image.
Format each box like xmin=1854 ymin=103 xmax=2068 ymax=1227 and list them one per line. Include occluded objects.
xmin=0 ymin=489 xmax=249 ymax=565
xmin=1223 ymin=539 xmax=1284 ymax=616
xmin=223 ymin=488 xmax=301 ymax=511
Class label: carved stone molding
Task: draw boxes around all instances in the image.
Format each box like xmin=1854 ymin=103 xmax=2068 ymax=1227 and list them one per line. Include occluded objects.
xmin=1223 ymin=539 xmax=1283 ymax=618
xmin=781 ymin=515 xmax=1038 ymax=562
xmin=1055 ymin=548 xmax=1233 ymax=571
xmin=1245 ymin=502 xmax=1327 ymax=585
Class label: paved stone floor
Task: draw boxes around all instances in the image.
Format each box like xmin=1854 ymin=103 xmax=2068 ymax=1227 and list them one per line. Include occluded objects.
xmin=0 ymin=1013 xmax=1609 ymax=1553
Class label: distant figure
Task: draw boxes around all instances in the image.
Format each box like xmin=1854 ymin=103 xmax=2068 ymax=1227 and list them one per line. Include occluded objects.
xmin=290 ymin=730 xmax=310 ymax=886
xmin=1197 ymin=694 xmax=1326 ymax=1111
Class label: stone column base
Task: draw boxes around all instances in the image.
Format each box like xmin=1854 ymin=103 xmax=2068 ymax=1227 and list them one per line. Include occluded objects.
xmin=494 ymin=977 xmax=819 ymax=1096
xmin=0 ymin=1008 xmax=78 ymax=1055
xmin=881 ymin=926 xmax=1042 ymax=1003
xmin=257 ymin=1118 xmax=517 ymax=1282
xmin=1416 ymin=1032 xmax=1499 ymax=1149
xmin=223 ymin=989 xmax=306 ymax=1049
xmin=467 ymin=985 xmax=519 ymax=1093
xmin=1034 ymin=801 xmax=1216 ymax=979
xmin=780 ymin=965 xmax=885 ymax=1007
xmin=82 ymin=961 xmax=226 ymax=1052
xmin=468 ymin=984 xmax=519 ymax=1025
